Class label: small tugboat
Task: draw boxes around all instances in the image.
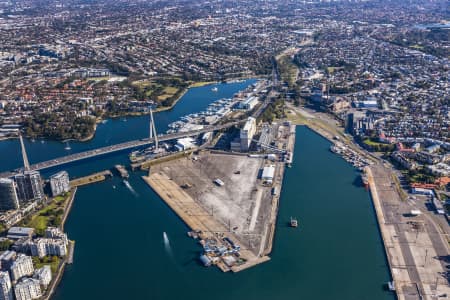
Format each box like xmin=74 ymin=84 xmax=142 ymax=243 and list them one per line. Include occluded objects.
xmin=290 ymin=217 xmax=298 ymax=228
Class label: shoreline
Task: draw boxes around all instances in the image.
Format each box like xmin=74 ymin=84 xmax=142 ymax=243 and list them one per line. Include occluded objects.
xmin=142 ymin=169 xmax=272 ymax=273
xmin=262 ymin=125 xmax=296 ymax=256
xmin=17 ymin=78 xmax=258 ymax=144
xmin=42 ymin=188 xmax=78 ymax=300
xmin=365 ymin=166 xmax=404 ymax=300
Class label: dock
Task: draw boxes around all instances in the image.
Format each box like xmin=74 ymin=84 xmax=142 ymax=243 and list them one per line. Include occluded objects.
xmin=66 ymin=240 xmax=75 ymax=264
xmin=69 ymin=170 xmax=112 ymax=188
xmin=114 ymin=164 xmax=129 ymax=178
xmin=263 ymin=124 xmax=295 ymax=256
xmin=366 ymin=165 xmax=450 ymax=299
xmin=132 ymin=149 xmax=194 ymax=170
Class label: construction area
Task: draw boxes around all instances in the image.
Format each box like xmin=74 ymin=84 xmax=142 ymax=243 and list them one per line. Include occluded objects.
xmin=143 ymin=123 xmax=295 ymax=272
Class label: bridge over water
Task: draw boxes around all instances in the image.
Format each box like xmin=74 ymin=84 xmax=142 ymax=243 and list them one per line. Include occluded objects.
xmin=0 ymin=121 xmax=243 ymax=178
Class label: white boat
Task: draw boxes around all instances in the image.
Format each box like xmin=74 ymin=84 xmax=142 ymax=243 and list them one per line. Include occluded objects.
xmin=290 ymin=217 xmax=298 ymax=228
xmin=211 ymin=87 xmax=218 ymax=92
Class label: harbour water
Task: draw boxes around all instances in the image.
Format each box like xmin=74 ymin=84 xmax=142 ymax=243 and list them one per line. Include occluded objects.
xmin=0 ymin=81 xmax=394 ymax=300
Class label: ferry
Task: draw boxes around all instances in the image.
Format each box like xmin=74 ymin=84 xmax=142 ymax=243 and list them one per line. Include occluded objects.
xmin=290 ymin=217 xmax=298 ymax=228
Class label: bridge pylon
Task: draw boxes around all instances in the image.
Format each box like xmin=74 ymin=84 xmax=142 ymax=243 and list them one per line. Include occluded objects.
xmin=149 ymin=108 xmax=159 ymax=151
xmin=19 ymin=133 xmax=31 ymax=171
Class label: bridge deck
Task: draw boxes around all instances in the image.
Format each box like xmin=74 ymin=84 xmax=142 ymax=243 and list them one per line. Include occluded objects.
xmin=0 ymin=121 xmax=242 ymax=178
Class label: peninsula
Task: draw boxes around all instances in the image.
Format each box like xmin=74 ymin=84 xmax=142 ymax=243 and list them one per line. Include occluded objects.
xmin=143 ymin=123 xmax=295 ymax=272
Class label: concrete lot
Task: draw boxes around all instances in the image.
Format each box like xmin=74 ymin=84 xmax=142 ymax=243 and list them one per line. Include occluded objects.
xmin=151 ymin=152 xmax=274 ymax=255
xmin=368 ymin=165 xmax=450 ymax=300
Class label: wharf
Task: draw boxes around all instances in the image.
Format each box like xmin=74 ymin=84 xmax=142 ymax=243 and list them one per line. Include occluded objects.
xmin=66 ymin=240 xmax=75 ymax=264
xmin=366 ymin=167 xmax=406 ymax=300
xmin=69 ymin=170 xmax=112 ymax=188
xmin=142 ymin=172 xmax=267 ymax=272
xmin=366 ymin=166 xmax=450 ymax=299
xmin=132 ymin=150 xmax=194 ymax=171
xmin=263 ymin=124 xmax=295 ymax=256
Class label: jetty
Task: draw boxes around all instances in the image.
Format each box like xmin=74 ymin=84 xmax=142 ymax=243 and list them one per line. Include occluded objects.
xmin=69 ymin=170 xmax=112 ymax=188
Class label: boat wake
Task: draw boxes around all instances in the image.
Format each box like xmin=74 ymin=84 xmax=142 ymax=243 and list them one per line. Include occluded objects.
xmin=163 ymin=232 xmax=175 ymax=259
xmin=123 ymin=180 xmax=138 ymax=197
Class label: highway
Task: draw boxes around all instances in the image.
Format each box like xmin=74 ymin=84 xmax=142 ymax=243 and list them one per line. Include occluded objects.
xmin=0 ymin=121 xmax=244 ymax=178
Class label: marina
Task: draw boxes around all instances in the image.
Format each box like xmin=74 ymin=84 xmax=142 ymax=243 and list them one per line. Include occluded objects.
xmin=329 ymin=141 xmax=373 ymax=171
xmin=166 ymin=80 xmax=267 ymax=134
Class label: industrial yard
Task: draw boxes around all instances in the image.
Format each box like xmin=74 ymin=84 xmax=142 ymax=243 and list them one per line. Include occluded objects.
xmin=143 ymin=123 xmax=296 ymax=272
xmin=143 ymin=152 xmax=274 ymax=271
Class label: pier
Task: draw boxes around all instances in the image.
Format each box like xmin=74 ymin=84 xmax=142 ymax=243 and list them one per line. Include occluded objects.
xmin=69 ymin=170 xmax=112 ymax=187
xmin=66 ymin=241 xmax=75 ymax=265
